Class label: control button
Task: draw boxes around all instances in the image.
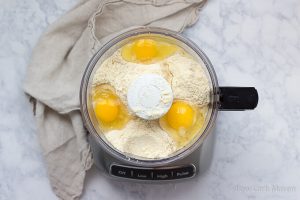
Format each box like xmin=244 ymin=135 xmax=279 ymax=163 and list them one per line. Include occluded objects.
xmin=172 ymin=166 xmax=195 ymax=179
xmin=110 ymin=165 xmax=132 ymax=178
xmin=110 ymin=165 xmax=195 ymax=180
xmin=153 ymin=170 xmax=173 ymax=180
xmin=132 ymin=169 xmax=153 ymax=180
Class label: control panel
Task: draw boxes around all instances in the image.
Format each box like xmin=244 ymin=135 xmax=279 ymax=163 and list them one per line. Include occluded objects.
xmin=110 ymin=164 xmax=196 ymax=180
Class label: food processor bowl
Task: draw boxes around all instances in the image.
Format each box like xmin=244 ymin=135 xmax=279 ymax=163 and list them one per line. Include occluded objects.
xmin=80 ymin=27 xmax=258 ymax=169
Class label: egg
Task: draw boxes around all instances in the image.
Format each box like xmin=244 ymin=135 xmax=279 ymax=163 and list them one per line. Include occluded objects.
xmin=159 ymin=100 xmax=207 ymax=148
xmin=121 ymin=38 xmax=178 ymax=63
xmin=92 ymin=84 xmax=130 ymax=131
xmin=166 ymin=101 xmax=195 ymax=130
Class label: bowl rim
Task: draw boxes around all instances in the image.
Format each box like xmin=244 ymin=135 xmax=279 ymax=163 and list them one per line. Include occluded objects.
xmin=80 ymin=26 xmax=220 ymax=167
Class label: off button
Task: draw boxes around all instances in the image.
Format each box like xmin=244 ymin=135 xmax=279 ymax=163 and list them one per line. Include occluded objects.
xmin=110 ymin=165 xmax=132 ymax=178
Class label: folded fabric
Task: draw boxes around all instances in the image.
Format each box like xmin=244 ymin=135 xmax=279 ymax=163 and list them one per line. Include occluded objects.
xmin=24 ymin=0 xmax=207 ymax=199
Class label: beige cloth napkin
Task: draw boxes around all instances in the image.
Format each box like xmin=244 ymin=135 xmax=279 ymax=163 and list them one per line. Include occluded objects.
xmin=24 ymin=0 xmax=206 ymax=199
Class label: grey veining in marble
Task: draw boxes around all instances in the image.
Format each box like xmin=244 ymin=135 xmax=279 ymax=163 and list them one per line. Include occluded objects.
xmin=0 ymin=0 xmax=300 ymax=199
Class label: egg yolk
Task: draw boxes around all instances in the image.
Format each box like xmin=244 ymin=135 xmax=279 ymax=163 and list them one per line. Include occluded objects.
xmin=92 ymin=84 xmax=130 ymax=131
xmin=94 ymin=94 xmax=119 ymax=123
xmin=159 ymin=101 xmax=206 ymax=148
xmin=121 ymin=38 xmax=178 ymax=63
xmin=166 ymin=101 xmax=195 ymax=130
xmin=132 ymin=39 xmax=158 ymax=61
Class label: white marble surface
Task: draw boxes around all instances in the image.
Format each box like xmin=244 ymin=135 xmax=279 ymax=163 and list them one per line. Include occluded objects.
xmin=1 ymin=0 xmax=300 ymax=199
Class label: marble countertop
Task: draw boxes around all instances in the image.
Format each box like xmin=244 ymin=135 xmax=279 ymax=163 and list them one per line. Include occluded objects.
xmin=1 ymin=0 xmax=300 ymax=199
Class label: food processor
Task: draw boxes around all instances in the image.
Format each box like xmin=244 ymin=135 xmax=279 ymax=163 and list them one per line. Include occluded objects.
xmin=80 ymin=27 xmax=258 ymax=181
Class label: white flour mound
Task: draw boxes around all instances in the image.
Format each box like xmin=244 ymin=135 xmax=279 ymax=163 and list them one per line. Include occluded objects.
xmin=104 ymin=119 xmax=176 ymax=159
xmin=93 ymin=49 xmax=210 ymax=159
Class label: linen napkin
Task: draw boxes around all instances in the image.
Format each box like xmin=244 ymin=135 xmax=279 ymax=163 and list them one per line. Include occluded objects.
xmin=24 ymin=0 xmax=207 ymax=199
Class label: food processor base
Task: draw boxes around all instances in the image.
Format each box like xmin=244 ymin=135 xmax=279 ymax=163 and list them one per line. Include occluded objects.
xmin=89 ymin=130 xmax=215 ymax=182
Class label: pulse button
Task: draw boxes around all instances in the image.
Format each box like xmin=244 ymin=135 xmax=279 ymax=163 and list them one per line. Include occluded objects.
xmin=172 ymin=166 xmax=195 ymax=179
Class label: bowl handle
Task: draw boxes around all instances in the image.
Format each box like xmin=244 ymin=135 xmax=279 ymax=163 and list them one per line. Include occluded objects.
xmin=218 ymin=87 xmax=258 ymax=110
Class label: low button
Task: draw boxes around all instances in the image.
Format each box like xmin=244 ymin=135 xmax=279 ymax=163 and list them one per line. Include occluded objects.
xmin=132 ymin=169 xmax=153 ymax=180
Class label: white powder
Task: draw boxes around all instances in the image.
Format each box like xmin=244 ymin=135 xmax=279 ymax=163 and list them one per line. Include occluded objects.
xmin=104 ymin=119 xmax=176 ymax=158
xmin=164 ymin=51 xmax=210 ymax=106
xmin=127 ymin=74 xmax=174 ymax=120
xmin=93 ymin=49 xmax=210 ymax=158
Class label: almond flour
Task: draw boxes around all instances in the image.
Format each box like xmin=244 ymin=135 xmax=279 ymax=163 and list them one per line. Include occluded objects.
xmin=92 ymin=49 xmax=210 ymax=158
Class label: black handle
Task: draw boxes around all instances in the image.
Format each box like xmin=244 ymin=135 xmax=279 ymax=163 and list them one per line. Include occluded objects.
xmin=218 ymin=87 xmax=258 ymax=110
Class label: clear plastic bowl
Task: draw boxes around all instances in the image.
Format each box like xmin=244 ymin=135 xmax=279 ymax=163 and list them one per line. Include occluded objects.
xmin=80 ymin=27 xmax=220 ymax=167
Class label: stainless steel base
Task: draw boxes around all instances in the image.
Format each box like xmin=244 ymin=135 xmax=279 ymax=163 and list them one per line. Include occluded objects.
xmin=89 ymin=130 xmax=215 ymax=181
